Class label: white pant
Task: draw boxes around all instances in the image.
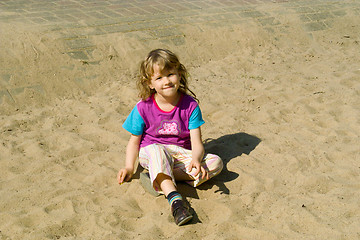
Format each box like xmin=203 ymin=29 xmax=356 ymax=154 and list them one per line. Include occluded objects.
xmin=139 ymin=144 xmax=223 ymax=192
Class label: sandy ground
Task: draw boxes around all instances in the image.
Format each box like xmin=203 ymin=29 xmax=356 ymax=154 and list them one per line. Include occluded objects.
xmin=1 ymin=12 xmax=360 ymax=240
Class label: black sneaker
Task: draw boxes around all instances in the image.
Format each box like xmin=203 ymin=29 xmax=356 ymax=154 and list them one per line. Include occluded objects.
xmin=171 ymin=200 xmax=193 ymax=226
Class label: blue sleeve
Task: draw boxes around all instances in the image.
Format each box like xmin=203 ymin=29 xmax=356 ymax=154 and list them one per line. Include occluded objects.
xmin=188 ymin=105 xmax=205 ymax=130
xmin=122 ymin=106 xmax=145 ymax=135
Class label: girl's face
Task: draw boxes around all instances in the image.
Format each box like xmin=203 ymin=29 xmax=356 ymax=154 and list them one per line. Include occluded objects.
xmin=149 ymin=64 xmax=181 ymax=99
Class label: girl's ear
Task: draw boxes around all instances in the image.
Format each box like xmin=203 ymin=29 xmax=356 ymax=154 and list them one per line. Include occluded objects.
xmin=148 ymin=81 xmax=154 ymax=90
xmin=178 ymin=69 xmax=182 ymax=79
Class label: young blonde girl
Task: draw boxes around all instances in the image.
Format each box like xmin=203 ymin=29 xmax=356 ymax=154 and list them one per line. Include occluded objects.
xmin=117 ymin=49 xmax=223 ymax=226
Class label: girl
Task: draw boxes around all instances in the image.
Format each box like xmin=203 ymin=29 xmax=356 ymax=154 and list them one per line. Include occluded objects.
xmin=117 ymin=49 xmax=223 ymax=226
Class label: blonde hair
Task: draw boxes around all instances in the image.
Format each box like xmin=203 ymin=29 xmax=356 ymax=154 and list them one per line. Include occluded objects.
xmin=137 ymin=49 xmax=197 ymax=101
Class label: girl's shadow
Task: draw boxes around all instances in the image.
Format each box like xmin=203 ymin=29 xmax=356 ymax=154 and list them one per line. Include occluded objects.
xmin=178 ymin=132 xmax=261 ymax=197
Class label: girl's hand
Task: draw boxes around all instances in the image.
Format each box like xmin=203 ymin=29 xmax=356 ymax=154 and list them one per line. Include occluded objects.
xmin=117 ymin=168 xmax=134 ymax=184
xmin=187 ymin=160 xmax=209 ymax=180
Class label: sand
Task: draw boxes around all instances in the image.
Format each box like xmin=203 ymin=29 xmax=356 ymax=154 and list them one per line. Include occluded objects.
xmin=1 ymin=11 xmax=360 ymax=240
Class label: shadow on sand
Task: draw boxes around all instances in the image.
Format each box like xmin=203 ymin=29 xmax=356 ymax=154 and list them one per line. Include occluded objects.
xmin=178 ymin=132 xmax=261 ymax=198
xmin=132 ymin=132 xmax=261 ymax=225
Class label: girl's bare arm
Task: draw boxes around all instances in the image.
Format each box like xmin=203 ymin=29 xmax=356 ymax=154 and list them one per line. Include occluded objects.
xmin=188 ymin=127 xmax=208 ymax=179
xmin=117 ymin=134 xmax=142 ymax=184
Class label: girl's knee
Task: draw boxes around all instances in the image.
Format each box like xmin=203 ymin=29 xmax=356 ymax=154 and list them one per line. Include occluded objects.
xmin=214 ymin=155 xmax=223 ymax=173
xmin=206 ymin=154 xmax=223 ymax=174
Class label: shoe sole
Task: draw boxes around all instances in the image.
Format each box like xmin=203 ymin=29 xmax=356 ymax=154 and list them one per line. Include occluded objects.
xmin=177 ymin=215 xmax=193 ymax=226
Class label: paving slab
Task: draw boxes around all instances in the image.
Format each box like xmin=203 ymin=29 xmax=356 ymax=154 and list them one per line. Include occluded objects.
xmin=0 ymin=0 xmax=359 ymax=104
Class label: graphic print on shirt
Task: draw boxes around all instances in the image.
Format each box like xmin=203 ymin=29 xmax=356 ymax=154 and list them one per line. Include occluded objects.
xmin=157 ymin=120 xmax=180 ymax=136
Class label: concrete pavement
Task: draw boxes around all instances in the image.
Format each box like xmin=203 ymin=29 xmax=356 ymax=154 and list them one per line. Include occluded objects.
xmin=1 ymin=0 xmax=359 ymax=104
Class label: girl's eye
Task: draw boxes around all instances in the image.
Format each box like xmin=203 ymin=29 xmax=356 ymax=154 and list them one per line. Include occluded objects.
xmin=168 ymin=73 xmax=174 ymax=77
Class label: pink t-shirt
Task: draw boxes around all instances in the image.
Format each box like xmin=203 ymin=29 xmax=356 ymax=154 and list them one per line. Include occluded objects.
xmin=123 ymin=94 xmax=204 ymax=149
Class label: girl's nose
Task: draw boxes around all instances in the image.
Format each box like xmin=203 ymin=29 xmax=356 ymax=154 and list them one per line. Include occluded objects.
xmin=163 ymin=76 xmax=171 ymax=84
